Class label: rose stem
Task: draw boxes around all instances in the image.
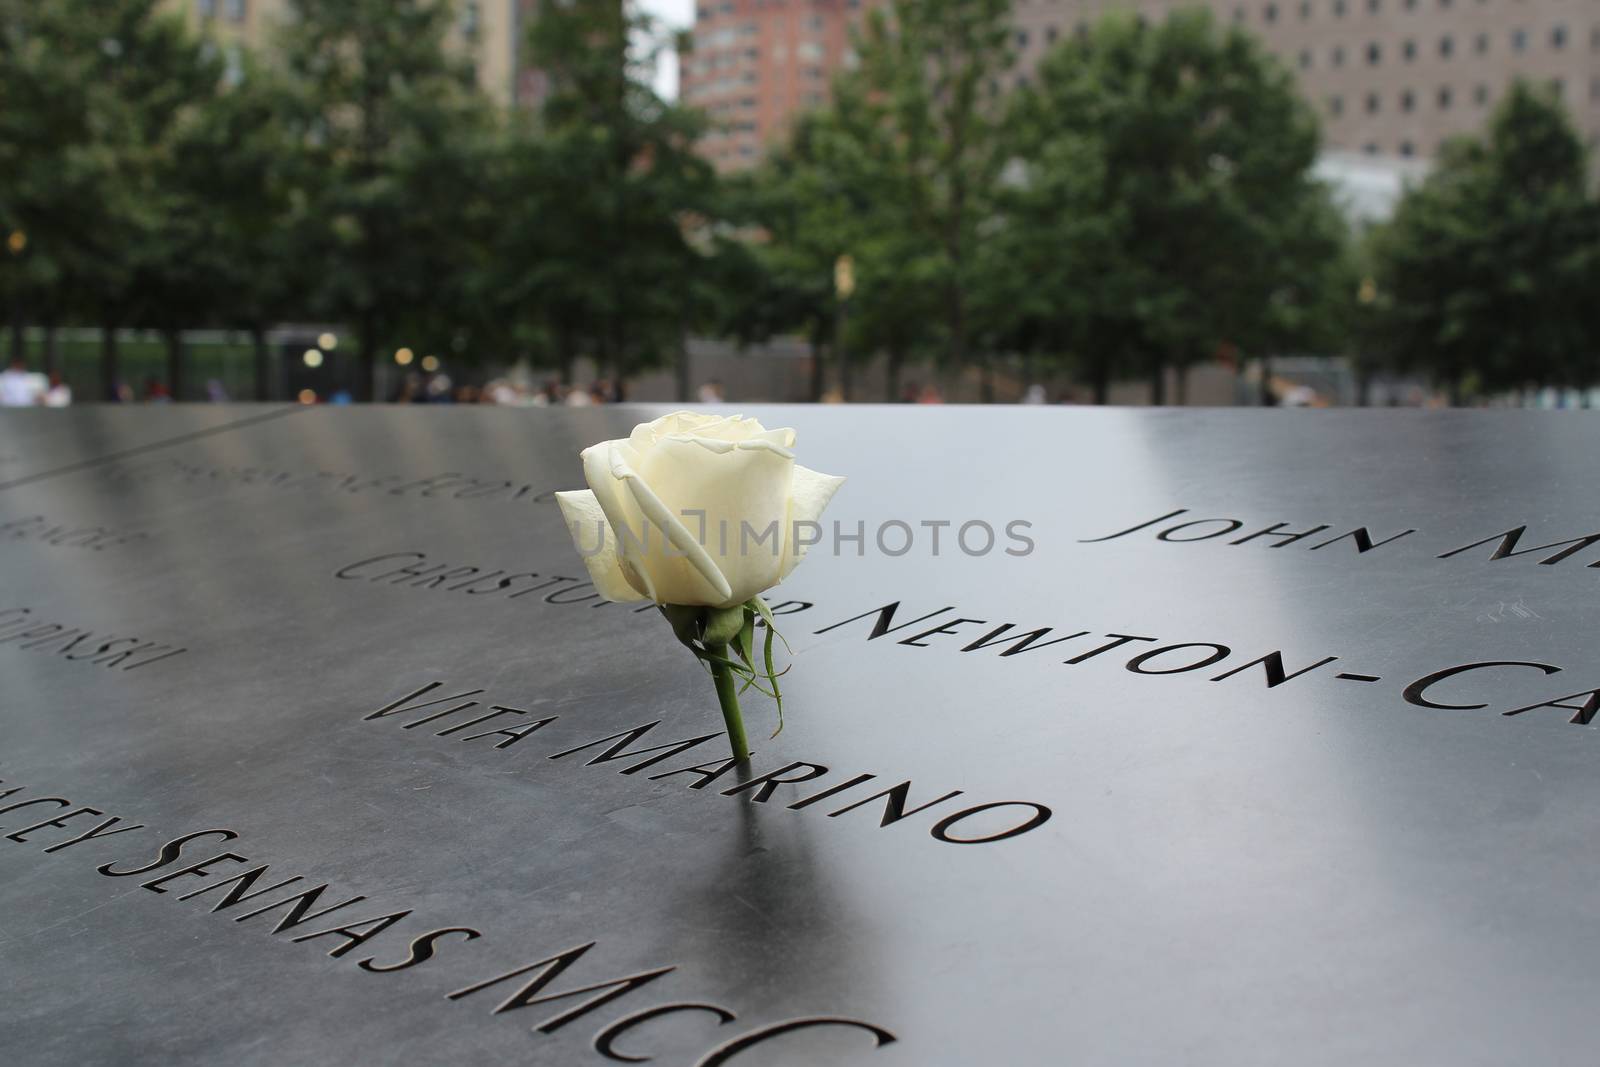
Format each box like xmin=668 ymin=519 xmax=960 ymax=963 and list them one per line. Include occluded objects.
xmin=709 ymin=657 xmax=751 ymax=762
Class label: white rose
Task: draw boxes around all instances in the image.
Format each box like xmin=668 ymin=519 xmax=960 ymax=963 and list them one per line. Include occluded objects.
xmin=555 ymin=412 xmax=845 ymax=608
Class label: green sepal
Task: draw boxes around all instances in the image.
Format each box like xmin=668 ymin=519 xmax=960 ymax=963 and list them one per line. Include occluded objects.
xmin=750 ymin=595 xmax=793 ymax=654
xmin=762 ymin=613 xmax=785 ymax=737
xmin=659 ymin=604 xmax=703 ymax=650
xmin=702 ymin=604 xmax=745 ymax=648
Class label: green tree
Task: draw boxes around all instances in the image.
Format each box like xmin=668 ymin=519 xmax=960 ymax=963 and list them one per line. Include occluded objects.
xmin=1369 ymin=81 xmax=1600 ymax=402
xmin=832 ymin=0 xmax=1016 ymax=383
xmin=169 ymin=54 xmax=313 ymax=399
xmin=1007 ymin=9 xmax=1331 ymax=403
xmin=0 ymin=0 xmax=219 ymax=396
xmin=480 ymin=1 xmax=712 ymax=392
xmin=279 ymin=0 xmax=494 ymax=400
xmin=732 ymin=113 xmax=863 ymax=401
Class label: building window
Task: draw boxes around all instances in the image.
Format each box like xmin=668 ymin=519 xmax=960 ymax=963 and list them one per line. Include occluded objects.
xmin=1551 ymin=77 xmax=1565 ymax=99
xmin=1366 ymin=92 xmax=1380 ymax=113
xmin=1016 ymin=30 xmax=1029 ymax=47
xmin=1475 ymin=33 xmax=1488 ymax=55
xmin=1438 ymin=0 xmax=1451 ymax=8
xmin=197 ymin=0 xmax=216 ymax=16
xmin=1265 ymin=3 xmax=1278 ymax=23
xmin=1367 ymin=42 xmax=1381 ymax=65
xmin=1046 ymin=25 xmax=1058 ymax=43
xmin=1363 ymin=142 xmax=1378 ymax=155
xmin=1438 ymin=86 xmax=1452 ymax=109
xmin=1333 ymin=0 xmax=1345 ymax=15
xmin=1233 ymin=5 xmax=1246 ymax=21
xmin=225 ymin=0 xmax=245 ymax=21
xmin=1400 ymin=140 xmax=1414 ymax=157
xmin=1476 ymin=84 xmax=1490 ymax=106
xmin=1332 ymin=45 xmax=1344 ymax=66
xmin=1404 ymin=0 xmax=1416 ymax=9
xmin=1403 ymin=39 xmax=1416 ymax=61
xmin=1439 ymin=35 xmax=1452 ymax=58
xmin=1368 ymin=0 xmax=1379 ymax=12
xmin=1512 ymin=29 xmax=1527 ymax=52
xmin=1592 ymin=26 xmax=1600 ymax=52
xmin=1299 ymin=0 xmax=1311 ymax=18
xmin=1401 ymin=89 xmax=1415 ymax=111
xmin=1298 ymin=48 xmax=1312 ymax=69
xmin=1328 ymin=95 xmax=1344 ymax=116
xmin=1552 ymin=26 xmax=1567 ymax=50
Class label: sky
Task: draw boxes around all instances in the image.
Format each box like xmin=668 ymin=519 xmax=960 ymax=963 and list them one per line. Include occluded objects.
xmin=638 ymin=0 xmax=692 ymax=99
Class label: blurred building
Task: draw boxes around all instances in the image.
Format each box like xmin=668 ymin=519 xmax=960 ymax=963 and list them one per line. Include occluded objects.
xmin=1013 ymin=0 xmax=1599 ymax=163
xmin=685 ymin=0 xmax=1600 ymax=170
xmin=173 ymin=0 xmax=537 ymax=106
xmin=680 ymin=0 xmax=854 ymax=171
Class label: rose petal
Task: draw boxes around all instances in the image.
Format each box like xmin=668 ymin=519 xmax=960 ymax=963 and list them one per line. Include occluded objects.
xmin=554 ymin=490 xmax=647 ymax=602
xmin=581 ymin=440 xmax=658 ymax=601
xmin=636 ymin=435 xmax=796 ymax=605
xmin=781 ymin=465 xmax=846 ymax=579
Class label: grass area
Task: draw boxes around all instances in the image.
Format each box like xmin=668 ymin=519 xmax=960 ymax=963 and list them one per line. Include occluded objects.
xmin=16 ymin=332 xmax=274 ymax=402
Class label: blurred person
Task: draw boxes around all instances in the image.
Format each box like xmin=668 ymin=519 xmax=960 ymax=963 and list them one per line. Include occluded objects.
xmin=455 ymin=383 xmax=481 ymax=404
xmin=425 ymin=374 xmax=454 ymax=402
xmin=899 ymin=382 xmax=920 ymax=404
xmin=697 ymin=379 xmax=725 ymax=403
xmin=0 ymin=357 xmax=42 ymax=406
xmin=1022 ymin=384 xmax=1048 ymax=405
xmin=486 ymin=379 xmax=518 ymax=405
xmin=565 ymin=384 xmax=592 ymax=407
xmin=144 ymin=378 xmax=171 ymax=403
xmin=590 ymin=380 xmax=612 ymax=405
xmin=205 ymin=379 xmax=229 ymax=403
xmin=43 ymin=372 xmax=72 ymax=407
xmin=531 ymin=379 xmax=563 ymax=407
xmin=917 ymin=384 xmax=944 ymax=404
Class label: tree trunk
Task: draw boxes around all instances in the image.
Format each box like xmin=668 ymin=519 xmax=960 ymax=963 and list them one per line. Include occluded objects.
xmin=1175 ymin=363 xmax=1189 ymax=406
xmin=808 ymin=337 xmax=825 ymax=402
xmin=1355 ymin=367 xmax=1372 ymax=407
xmin=948 ymin=285 xmax=966 ymax=374
xmin=42 ymin=323 xmax=58 ymax=377
xmin=8 ymin=310 xmax=23 ymax=363
xmin=101 ymin=324 xmax=120 ymax=402
xmin=251 ymin=325 xmax=270 ymax=401
xmin=1258 ymin=355 xmax=1274 ymax=406
xmin=675 ymin=331 xmax=691 ymax=403
xmin=556 ymin=323 xmax=575 ymax=388
xmin=887 ymin=345 xmax=904 ymax=402
xmin=979 ymin=350 xmax=994 ymax=403
xmin=1149 ymin=358 xmax=1166 ymax=406
xmin=1447 ymin=377 xmax=1463 ymax=407
xmin=358 ymin=310 xmax=377 ymax=402
xmin=164 ymin=328 xmax=185 ymax=402
xmin=1091 ymin=359 xmax=1110 ymax=405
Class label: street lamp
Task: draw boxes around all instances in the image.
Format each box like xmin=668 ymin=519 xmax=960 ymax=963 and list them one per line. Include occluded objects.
xmin=834 ymin=254 xmax=855 ymax=402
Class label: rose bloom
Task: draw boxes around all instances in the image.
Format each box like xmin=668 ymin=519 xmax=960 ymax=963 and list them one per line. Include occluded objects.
xmin=556 ymin=412 xmax=844 ymax=608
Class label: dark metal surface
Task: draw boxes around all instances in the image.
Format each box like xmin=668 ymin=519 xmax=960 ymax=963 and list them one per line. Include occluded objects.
xmin=2 ymin=405 xmax=1598 ymax=1066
